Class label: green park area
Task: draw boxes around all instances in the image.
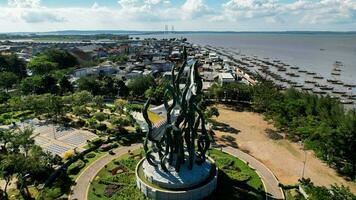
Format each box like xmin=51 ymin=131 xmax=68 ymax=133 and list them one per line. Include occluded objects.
xmin=87 ymin=149 xmax=264 ymax=200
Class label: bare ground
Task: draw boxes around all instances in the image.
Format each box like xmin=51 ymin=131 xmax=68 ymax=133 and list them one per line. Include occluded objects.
xmin=212 ymin=104 xmax=356 ymax=193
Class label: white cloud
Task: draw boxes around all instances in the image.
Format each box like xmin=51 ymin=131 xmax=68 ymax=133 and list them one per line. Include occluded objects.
xmin=215 ymin=0 xmax=356 ymax=25
xmin=0 ymin=0 xmax=355 ymax=32
xmin=8 ymin=0 xmax=40 ymax=8
xmin=181 ymin=0 xmax=212 ymax=19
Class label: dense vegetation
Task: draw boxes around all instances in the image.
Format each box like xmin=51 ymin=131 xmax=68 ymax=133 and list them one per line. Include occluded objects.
xmin=0 ymin=128 xmax=63 ymax=199
xmin=207 ymin=80 xmax=356 ymax=180
xmin=284 ymin=178 xmax=356 ymax=200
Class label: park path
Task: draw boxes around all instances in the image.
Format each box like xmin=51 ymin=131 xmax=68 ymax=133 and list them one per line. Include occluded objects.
xmin=223 ymin=146 xmax=285 ymax=200
xmin=68 ymin=143 xmax=141 ymax=200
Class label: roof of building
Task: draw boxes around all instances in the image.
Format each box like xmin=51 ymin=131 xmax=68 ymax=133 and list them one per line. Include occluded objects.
xmin=219 ymin=73 xmax=234 ymax=79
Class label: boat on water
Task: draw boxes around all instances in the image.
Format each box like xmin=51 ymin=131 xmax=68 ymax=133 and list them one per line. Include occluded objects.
xmin=313 ymin=89 xmax=327 ymax=94
xmin=277 ymin=68 xmax=287 ymax=72
xmin=305 ymin=80 xmax=317 ymax=84
xmin=331 ymin=72 xmax=341 ymax=76
xmin=302 ymin=87 xmax=313 ymax=91
xmin=298 ymin=70 xmax=308 ymax=73
xmin=306 ymin=72 xmax=316 ymax=75
xmin=291 ymin=66 xmax=299 ymax=70
xmin=320 ymin=86 xmax=334 ymax=90
xmin=349 ymin=96 xmax=356 ymax=100
xmin=313 ymin=75 xmax=324 ymax=79
xmin=340 ymin=99 xmax=354 ymax=104
xmin=292 ymin=83 xmax=303 ymax=88
xmin=344 ymin=83 xmax=356 ymax=88
xmin=327 ymin=79 xmax=343 ymax=85
xmin=332 ymin=90 xmax=347 ymax=94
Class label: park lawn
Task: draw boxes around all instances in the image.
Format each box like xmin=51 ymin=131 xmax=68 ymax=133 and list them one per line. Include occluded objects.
xmin=7 ymin=186 xmax=39 ymax=200
xmin=0 ymin=110 xmax=35 ymax=125
xmin=68 ymin=149 xmax=114 ymax=181
xmin=88 ymin=148 xmax=264 ymax=200
xmin=209 ymin=149 xmax=265 ymax=200
xmin=88 ymin=148 xmax=146 ymax=200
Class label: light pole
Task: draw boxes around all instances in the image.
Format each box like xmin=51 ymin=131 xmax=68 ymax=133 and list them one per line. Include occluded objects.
xmin=300 ymin=141 xmax=307 ymax=179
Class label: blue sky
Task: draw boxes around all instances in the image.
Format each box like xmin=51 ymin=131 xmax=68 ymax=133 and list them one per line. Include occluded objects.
xmin=0 ymin=0 xmax=355 ymax=32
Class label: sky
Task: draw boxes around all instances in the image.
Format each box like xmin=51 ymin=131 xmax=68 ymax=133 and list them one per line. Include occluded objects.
xmin=0 ymin=0 xmax=355 ymax=32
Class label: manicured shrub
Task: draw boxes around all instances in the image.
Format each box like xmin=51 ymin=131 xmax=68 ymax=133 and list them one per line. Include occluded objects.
xmin=94 ymin=112 xmax=107 ymax=122
xmin=96 ymin=123 xmax=107 ymax=131
xmin=226 ymin=170 xmax=251 ymax=182
xmin=85 ymin=153 xmax=96 ymax=159
xmin=68 ymin=160 xmax=86 ymax=175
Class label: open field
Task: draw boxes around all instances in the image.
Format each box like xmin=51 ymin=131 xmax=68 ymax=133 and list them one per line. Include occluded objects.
xmin=212 ymin=104 xmax=356 ymax=194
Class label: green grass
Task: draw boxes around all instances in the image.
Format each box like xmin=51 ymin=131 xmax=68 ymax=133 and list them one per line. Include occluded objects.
xmin=208 ymin=149 xmax=265 ymax=200
xmin=68 ymin=149 xmax=111 ymax=181
xmin=87 ymin=148 xmax=265 ymax=200
xmin=88 ymin=148 xmax=146 ymax=200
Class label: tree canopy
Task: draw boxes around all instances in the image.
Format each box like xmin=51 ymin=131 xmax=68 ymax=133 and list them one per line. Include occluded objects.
xmin=127 ymin=75 xmax=155 ymax=97
xmin=0 ymin=72 xmax=18 ymax=91
xmin=27 ymin=55 xmax=58 ymax=75
xmin=0 ymin=54 xmax=27 ymax=78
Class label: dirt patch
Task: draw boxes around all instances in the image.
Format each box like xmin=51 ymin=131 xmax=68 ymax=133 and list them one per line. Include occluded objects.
xmin=212 ymin=104 xmax=356 ymax=193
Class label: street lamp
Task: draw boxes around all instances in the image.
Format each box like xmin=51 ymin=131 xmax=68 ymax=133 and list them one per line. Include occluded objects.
xmin=299 ymin=141 xmax=307 ymax=179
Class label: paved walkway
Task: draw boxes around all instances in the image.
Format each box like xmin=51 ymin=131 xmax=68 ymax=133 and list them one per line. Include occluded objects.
xmin=223 ymin=146 xmax=284 ymax=200
xmin=68 ymin=144 xmax=141 ymax=200
xmin=69 ymin=144 xmax=283 ymax=200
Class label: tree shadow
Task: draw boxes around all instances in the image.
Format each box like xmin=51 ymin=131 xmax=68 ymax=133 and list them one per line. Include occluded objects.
xmin=210 ymin=119 xmax=240 ymax=134
xmin=222 ymin=103 xmax=254 ymax=112
xmin=205 ymin=170 xmax=265 ymax=200
xmin=213 ymin=135 xmax=238 ymax=148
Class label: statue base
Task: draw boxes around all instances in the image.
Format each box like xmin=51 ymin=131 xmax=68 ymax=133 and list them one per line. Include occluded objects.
xmin=135 ymin=156 xmax=218 ymax=200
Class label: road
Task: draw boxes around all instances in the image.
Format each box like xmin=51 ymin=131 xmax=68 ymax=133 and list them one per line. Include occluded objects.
xmin=223 ymin=146 xmax=285 ymax=200
xmin=68 ymin=143 xmax=141 ymax=200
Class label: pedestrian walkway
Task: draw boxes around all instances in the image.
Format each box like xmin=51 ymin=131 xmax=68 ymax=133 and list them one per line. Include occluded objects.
xmin=223 ymin=146 xmax=285 ymax=200
xmin=69 ymin=144 xmax=141 ymax=200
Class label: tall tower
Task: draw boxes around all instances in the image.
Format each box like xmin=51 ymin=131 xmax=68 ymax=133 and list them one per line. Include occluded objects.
xmin=165 ymin=25 xmax=168 ymax=34
xmin=171 ymin=25 xmax=174 ymax=34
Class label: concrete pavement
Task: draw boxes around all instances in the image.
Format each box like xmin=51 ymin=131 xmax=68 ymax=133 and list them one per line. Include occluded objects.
xmin=68 ymin=143 xmax=141 ymax=200
xmin=223 ymin=146 xmax=285 ymax=200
